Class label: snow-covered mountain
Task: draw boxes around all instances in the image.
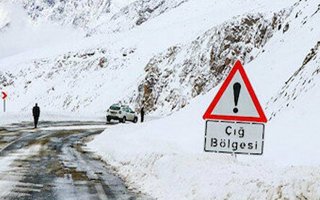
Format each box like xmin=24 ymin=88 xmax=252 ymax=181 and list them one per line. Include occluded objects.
xmin=1 ymin=0 xmax=320 ymax=199
xmin=129 ymin=11 xmax=290 ymax=114
xmin=19 ymin=0 xmax=112 ymax=27
xmin=1 ymin=0 xmax=136 ymax=29
xmin=0 ymin=0 xmax=319 ymax=161
xmin=90 ymin=0 xmax=190 ymax=35
xmin=0 ymin=0 xmax=300 ymax=116
xmin=1 ymin=0 xmax=190 ymax=34
xmin=87 ymin=1 xmax=320 ymax=199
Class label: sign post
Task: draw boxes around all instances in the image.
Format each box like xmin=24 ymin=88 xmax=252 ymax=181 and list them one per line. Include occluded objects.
xmin=2 ymin=91 xmax=7 ymax=112
xmin=203 ymin=60 xmax=267 ymax=156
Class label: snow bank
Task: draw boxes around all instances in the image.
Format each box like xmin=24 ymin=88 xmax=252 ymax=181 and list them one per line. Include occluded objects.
xmin=88 ymin=0 xmax=320 ymax=198
xmin=88 ymin=88 xmax=320 ymax=199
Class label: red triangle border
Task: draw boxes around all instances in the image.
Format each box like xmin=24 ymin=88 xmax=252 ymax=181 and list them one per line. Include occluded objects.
xmin=203 ymin=60 xmax=267 ymax=123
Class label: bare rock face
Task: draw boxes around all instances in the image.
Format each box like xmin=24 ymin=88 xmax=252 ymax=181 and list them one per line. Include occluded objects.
xmin=0 ymin=72 xmax=15 ymax=89
xmin=131 ymin=11 xmax=290 ymax=114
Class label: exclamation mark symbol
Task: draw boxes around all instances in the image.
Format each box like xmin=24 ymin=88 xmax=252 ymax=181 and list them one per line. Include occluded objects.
xmin=233 ymin=82 xmax=241 ymax=113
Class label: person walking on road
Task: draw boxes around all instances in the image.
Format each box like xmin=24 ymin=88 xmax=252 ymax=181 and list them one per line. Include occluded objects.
xmin=140 ymin=106 xmax=145 ymax=123
xmin=32 ymin=103 xmax=40 ymax=128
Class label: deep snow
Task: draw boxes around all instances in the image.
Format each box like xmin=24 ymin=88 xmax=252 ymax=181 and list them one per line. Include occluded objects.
xmin=87 ymin=0 xmax=320 ymax=199
xmin=0 ymin=0 xmax=296 ymax=114
xmin=1 ymin=0 xmax=320 ymax=199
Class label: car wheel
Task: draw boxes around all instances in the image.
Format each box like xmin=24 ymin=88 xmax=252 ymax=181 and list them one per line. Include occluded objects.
xmin=133 ymin=117 xmax=138 ymax=123
xmin=107 ymin=116 xmax=111 ymax=123
xmin=121 ymin=117 xmax=126 ymax=123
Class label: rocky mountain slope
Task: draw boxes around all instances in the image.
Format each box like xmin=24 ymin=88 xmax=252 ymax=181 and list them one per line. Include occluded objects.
xmin=263 ymin=0 xmax=320 ymax=120
xmin=1 ymin=0 xmax=319 ymax=120
xmin=90 ymin=0 xmax=189 ymax=34
xmin=268 ymin=41 xmax=320 ymax=120
xmin=4 ymin=0 xmax=133 ymax=29
xmin=86 ymin=1 xmax=320 ymax=199
xmin=2 ymin=1 xmax=320 ymax=199
xmin=129 ymin=11 xmax=290 ymax=114
xmin=1 ymin=0 xmax=189 ymax=34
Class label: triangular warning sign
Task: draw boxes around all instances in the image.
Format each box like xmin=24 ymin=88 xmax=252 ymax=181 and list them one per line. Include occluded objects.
xmin=203 ymin=60 xmax=267 ymax=123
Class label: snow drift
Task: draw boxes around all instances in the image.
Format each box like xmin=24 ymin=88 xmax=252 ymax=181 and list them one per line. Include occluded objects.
xmin=1 ymin=0 xmax=320 ymax=199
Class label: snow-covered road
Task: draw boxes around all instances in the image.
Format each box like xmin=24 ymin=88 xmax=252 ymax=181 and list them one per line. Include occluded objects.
xmin=0 ymin=121 xmax=151 ymax=200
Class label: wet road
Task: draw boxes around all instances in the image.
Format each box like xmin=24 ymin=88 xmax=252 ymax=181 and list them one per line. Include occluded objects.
xmin=0 ymin=121 xmax=151 ymax=200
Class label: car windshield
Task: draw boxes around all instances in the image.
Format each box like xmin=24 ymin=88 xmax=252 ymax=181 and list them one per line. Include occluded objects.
xmin=110 ymin=105 xmax=121 ymax=110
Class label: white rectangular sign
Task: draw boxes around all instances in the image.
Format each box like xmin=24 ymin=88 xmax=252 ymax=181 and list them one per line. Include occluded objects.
xmin=204 ymin=120 xmax=264 ymax=155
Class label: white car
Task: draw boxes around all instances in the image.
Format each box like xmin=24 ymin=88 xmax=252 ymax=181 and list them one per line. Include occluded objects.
xmin=106 ymin=104 xmax=138 ymax=123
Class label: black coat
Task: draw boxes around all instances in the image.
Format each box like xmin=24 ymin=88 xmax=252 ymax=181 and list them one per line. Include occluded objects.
xmin=33 ymin=106 xmax=40 ymax=117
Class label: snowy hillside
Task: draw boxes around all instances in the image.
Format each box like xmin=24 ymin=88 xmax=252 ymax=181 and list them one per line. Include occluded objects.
xmin=0 ymin=0 xmax=296 ymax=116
xmin=89 ymin=0 xmax=320 ymax=199
xmin=0 ymin=0 xmax=190 ymax=34
xmin=90 ymin=0 xmax=190 ymax=34
xmin=128 ymin=11 xmax=290 ymax=114
xmin=1 ymin=0 xmax=320 ymax=198
xmin=2 ymin=0 xmax=136 ymax=29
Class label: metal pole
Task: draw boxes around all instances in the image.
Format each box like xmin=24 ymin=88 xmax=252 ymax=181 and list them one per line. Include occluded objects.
xmin=3 ymin=99 xmax=5 ymax=112
xmin=232 ymin=152 xmax=237 ymax=161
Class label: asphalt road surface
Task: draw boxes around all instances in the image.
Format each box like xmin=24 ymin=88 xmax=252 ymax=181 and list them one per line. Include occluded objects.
xmin=0 ymin=121 xmax=152 ymax=200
